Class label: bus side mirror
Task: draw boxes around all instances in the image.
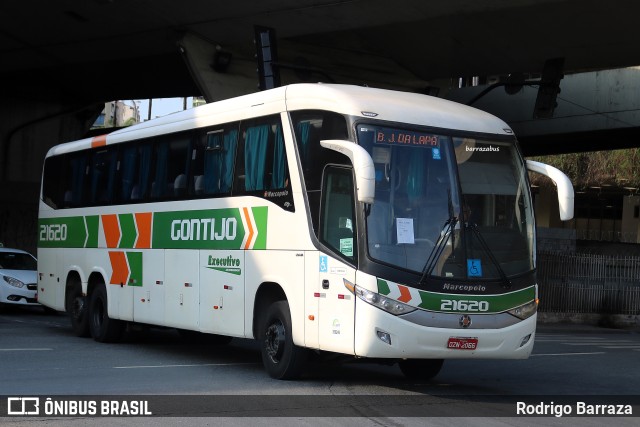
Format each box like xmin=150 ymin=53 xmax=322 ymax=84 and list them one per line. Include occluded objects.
xmin=526 ymin=159 xmax=574 ymax=221
xmin=320 ymin=140 xmax=375 ymax=204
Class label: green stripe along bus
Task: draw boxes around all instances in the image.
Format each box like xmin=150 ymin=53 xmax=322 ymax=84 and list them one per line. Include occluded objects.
xmin=37 ymin=84 xmax=573 ymax=380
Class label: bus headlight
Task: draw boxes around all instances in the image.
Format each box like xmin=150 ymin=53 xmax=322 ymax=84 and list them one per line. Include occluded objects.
xmin=507 ymin=299 xmax=538 ymax=320
xmin=3 ymin=276 xmax=26 ymax=288
xmin=344 ymin=279 xmax=416 ymax=316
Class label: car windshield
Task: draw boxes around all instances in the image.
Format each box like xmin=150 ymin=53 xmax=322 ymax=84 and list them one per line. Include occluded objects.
xmin=357 ymin=124 xmax=534 ymax=280
xmin=0 ymin=252 xmax=37 ymax=270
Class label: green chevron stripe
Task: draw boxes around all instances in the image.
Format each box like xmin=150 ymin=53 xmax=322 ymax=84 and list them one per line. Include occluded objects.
xmin=126 ymin=251 xmax=143 ymax=286
xmin=85 ymin=215 xmax=99 ymax=248
xmin=251 ymin=206 xmax=268 ymax=250
xmin=118 ymin=214 xmax=137 ymax=248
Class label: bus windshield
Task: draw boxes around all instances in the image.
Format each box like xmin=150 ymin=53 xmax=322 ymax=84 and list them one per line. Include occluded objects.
xmin=357 ymin=124 xmax=534 ymax=281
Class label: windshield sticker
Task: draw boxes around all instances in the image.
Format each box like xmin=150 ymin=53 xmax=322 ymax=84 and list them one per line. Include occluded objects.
xmin=432 ymin=147 xmax=441 ymax=160
xmin=396 ymin=218 xmax=415 ymax=244
xmin=467 ymin=259 xmax=483 ymax=277
xmin=339 ymin=238 xmax=353 ymax=257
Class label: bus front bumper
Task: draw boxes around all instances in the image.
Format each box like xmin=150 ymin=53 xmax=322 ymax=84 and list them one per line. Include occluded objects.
xmin=354 ymin=298 xmax=536 ymax=360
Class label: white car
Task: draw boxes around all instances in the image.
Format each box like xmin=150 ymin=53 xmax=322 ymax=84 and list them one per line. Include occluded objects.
xmin=0 ymin=247 xmax=39 ymax=310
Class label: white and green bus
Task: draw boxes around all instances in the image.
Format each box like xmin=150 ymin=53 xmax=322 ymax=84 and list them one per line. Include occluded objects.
xmin=37 ymin=84 xmax=573 ymax=379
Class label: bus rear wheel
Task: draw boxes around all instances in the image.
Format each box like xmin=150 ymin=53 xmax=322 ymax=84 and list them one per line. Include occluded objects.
xmin=67 ymin=282 xmax=90 ymax=337
xmin=398 ymin=359 xmax=444 ymax=381
xmin=260 ymin=300 xmax=306 ymax=380
xmin=89 ymin=283 xmax=124 ymax=343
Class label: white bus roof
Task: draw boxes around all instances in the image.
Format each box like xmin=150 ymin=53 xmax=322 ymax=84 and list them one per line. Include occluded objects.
xmin=46 ymin=84 xmax=513 ymax=157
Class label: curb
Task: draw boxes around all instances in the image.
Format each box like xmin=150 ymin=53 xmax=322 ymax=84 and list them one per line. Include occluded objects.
xmin=537 ymin=312 xmax=640 ymax=331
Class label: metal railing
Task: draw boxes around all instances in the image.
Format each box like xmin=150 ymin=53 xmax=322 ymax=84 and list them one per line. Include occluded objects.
xmin=537 ymin=251 xmax=640 ymax=314
xmin=574 ymin=229 xmax=638 ymax=243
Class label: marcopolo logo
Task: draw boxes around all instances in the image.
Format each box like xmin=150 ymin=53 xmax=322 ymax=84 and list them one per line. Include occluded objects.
xmin=206 ymin=255 xmax=242 ymax=276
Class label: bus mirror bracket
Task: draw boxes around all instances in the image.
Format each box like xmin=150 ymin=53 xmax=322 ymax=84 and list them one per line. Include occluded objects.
xmin=526 ymin=159 xmax=574 ymax=221
xmin=320 ymin=139 xmax=375 ymax=204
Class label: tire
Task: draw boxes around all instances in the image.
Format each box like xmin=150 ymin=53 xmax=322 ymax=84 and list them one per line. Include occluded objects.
xmin=67 ymin=283 xmax=90 ymax=337
xmin=259 ymin=300 xmax=307 ymax=380
xmin=89 ymin=283 xmax=124 ymax=343
xmin=398 ymin=359 xmax=444 ymax=381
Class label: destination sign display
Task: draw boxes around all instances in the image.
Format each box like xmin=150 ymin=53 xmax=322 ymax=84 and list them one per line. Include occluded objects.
xmin=374 ymin=127 xmax=440 ymax=147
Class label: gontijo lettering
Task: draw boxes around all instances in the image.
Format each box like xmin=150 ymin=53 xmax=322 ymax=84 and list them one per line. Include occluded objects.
xmin=171 ymin=217 xmax=237 ymax=241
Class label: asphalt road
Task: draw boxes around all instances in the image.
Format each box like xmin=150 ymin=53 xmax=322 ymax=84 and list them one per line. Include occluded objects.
xmin=0 ymin=306 xmax=638 ymax=426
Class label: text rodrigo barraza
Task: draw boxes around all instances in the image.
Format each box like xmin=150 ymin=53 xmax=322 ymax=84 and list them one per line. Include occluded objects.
xmin=516 ymin=401 xmax=632 ymax=417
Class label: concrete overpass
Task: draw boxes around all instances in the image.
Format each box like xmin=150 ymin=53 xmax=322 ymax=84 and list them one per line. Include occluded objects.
xmin=2 ymin=0 xmax=640 ymax=251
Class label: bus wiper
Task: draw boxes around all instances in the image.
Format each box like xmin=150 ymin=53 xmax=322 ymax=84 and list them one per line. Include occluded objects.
xmin=467 ymin=222 xmax=512 ymax=289
xmin=418 ymin=189 xmax=458 ymax=285
xmin=418 ymin=215 xmax=457 ymax=285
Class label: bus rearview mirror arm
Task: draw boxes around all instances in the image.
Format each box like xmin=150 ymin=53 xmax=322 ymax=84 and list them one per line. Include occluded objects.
xmin=526 ymin=160 xmax=574 ymax=221
xmin=320 ymin=140 xmax=376 ymax=204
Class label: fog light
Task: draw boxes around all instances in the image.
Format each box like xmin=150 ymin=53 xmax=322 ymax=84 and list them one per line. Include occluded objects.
xmin=519 ymin=334 xmax=532 ymax=348
xmin=376 ymin=329 xmax=392 ymax=345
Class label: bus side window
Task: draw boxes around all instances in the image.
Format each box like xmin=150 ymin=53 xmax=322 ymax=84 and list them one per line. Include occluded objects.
xmin=243 ymin=124 xmax=270 ymax=191
xmin=67 ymin=155 xmax=87 ymax=208
xmin=169 ymin=136 xmax=193 ymax=198
xmin=291 ymin=110 xmax=350 ymax=236
xmin=320 ymin=166 xmax=356 ymax=262
xmin=196 ymin=124 xmax=239 ymax=196
xmin=88 ymin=148 xmax=117 ymax=205
xmin=42 ymin=155 xmax=67 ymax=209
xmin=150 ymin=141 xmax=168 ymax=199
xmin=120 ymin=145 xmax=139 ymax=202
xmin=235 ymin=115 xmax=290 ymax=194
xmin=149 ymin=134 xmax=192 ymax=200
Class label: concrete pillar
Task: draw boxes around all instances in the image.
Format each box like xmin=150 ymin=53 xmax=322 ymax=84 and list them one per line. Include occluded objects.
xmin=0 ymin=98 xmax=102 ymax=253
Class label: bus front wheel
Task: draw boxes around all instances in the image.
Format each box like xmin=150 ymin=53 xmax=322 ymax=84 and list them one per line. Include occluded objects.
xmin=398 ymin=359 xmax=444 ymax=381
xmin=260 ymin=300 xmax=306 ymax=380
xmin=89 ymin=283 xmax=124 ymax=343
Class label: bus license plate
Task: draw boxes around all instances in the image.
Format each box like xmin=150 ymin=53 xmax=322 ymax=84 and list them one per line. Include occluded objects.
xmin=447 ymin=337 xmax=478 ymax=350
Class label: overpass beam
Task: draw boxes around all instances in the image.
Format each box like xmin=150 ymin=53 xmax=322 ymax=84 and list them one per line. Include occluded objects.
xmin=177 ymin=32 xmax=257 ymax=102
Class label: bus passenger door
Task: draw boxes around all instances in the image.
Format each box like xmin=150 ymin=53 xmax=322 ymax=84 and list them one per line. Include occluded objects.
xmin=316 ymin=165 xmax=358 ymax=355
xmin=199 ymin=250 xmax=245 ymax=336
xmin=316 ymin=255 xmax=356 ymax=354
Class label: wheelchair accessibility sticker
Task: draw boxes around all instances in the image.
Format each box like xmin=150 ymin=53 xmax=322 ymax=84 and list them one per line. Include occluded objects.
xmin=319 ymin=255 xmax=328 ymax=273
xmin=467 ymin=259 xmax=482 ymax=277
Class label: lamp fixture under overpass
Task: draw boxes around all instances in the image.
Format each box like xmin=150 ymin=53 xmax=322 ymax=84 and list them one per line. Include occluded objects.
xmin=533 ymin=58 xmax=565 ymax=119
xmin=211 ymin=47 xmax=232 ymax=73
xmin=254 ymin=26 xmax=280 ymax=90
xmin=466 ymin=58 xmax=565 ymax=119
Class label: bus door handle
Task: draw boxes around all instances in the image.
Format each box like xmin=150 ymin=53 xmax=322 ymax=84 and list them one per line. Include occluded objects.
xmin=322 ymin=280 xmax=330 ymax=289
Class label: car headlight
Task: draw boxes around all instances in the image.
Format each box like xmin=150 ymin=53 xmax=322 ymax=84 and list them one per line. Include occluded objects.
xmin=3 ymin=276 xmax=25 ymax=288
xmin=507 ymin=299 xmax=538 ymax=320
xmin=344 ymin=279 xmax=416 ymax=315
